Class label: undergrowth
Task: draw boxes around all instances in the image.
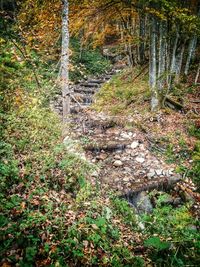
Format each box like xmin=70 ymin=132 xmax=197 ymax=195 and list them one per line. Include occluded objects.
xmin=93 ymin=67 xmax=150 ymax=115
xmin=1 ymin=36 xmax=200 ymax=267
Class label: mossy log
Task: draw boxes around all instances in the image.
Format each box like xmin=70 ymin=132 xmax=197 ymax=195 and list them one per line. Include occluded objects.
xmin=164 ymin=96 xmax=184 ymax=110
xmin=123 ymin=175 xmax=182 ymax=197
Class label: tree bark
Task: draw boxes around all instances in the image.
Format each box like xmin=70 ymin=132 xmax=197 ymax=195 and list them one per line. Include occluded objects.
xmin=175 ymin=39 xmax=186 ymax=83
xmin=158 ymin=21 xmax=166 ymax=92
xmin=149 ymin=16 xmax=159 ymax=111
xmin=195 ymin=62 xmax=200 ymax=84
xmin=184 ymin=8 xmax=200 ymax=75
xmin=184 ymin=37 xmax=197 ymax=75
xmin=169 ymin=31 xmax=179 ymax=88
xmin=139 ymin=13 xmax=145 ymax=64
xmin=61 ymin=0 xmax=70 ymax=119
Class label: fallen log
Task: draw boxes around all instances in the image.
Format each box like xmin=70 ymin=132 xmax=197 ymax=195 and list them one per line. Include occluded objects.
xmin=74 ymin=88 xmax=96 ymax=94
xmin=164 ymin=96 xmax=184 ymax=111
xmin=79 ymin=82 xmax=100 ymax=88
xmin=123 ymin=175 xmax=182 ymax=198
xmin=84 ymin=140 xmax=129 ymax=152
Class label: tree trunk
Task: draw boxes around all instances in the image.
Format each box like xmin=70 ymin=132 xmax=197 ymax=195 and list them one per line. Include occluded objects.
xmin=149 ymin=16 xmax=159 ymax=111
xmin=169 ymin=31 xmax=179 ymax=88
xmin=195 ymin=62 xmax=200 ymax=84
xmin=139 ymin=13 xmax=145 ymax=64
xmin=61 ymin=0 xmax=70 ymax=119
xmin=175 ymin=39 xmax=186 ymax=83
xmin=184 ymin=8 xmax=200 ymax=75
xmin=184 ymin=37 xmax=197 ymax=75
xmin=158 ymin=21 xmax=166 ymax=92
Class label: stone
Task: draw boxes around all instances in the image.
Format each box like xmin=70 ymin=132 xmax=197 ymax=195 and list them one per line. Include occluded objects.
xmin=113 ymin=160 xmax=123 ymax=167
xmin=135 ymin=157 xmax=145 ymax=163
xmin=121 ymin=156 xmax=129 ymax=161
xmin=147 ymin=170 xmax=155 ymax=179
xmin=121 ymin=132 xmax=131 ymax=139
xmin=131 ymin=191 xmax=153 ymax=214
xmin=139 ymin=144 xmax=145 ymax=150
xmin=155 ymin=169 xmax=162 ymax=176
xmin=91 ymin=171 xmax=99 ymax=177
xmin=123 ymin=177 xmax=130 ymax=182
xmin=131 ymin=141 xmax=139 ymax=149
xmin=124 ymin=167 xmax=132 ymax=173
xmin=173 ymin=197 xmax=182 ymax=206
xmin=96 ymin=153 xmax=108 ymax=160
xmin=114 ymin=154 xmax=121 ymax=160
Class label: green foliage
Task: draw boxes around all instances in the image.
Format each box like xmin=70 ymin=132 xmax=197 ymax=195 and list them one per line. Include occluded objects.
xmin=190 ymin=141 xmax=200 ymax=192
xmin=111 ymin=196 xmax=136 ymax=227
xmin=188 ymin=124 xmax=200 ymax=139
xmin=142 ymin=199 xmax=200 ymax=266
xmin=144 ymin=236 xmax=170 ymax=251
xmin=70 ymin=38 xmax=111 ymax=82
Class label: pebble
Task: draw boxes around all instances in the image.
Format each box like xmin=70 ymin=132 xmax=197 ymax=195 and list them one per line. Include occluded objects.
xmin=131 ymin=141 xmax=139 ymax=149
xmin=113 ymin=160 xmax=123 ymax=167
xmin=114 ymin=154 xmax=121 ymax=160
xmin=135 ymin=157 xmax=145 ymax=163
xmin=155 ymin=169 xmax=162 ymax=176
xmin=124 ymin=167 xmax=132 ymax=172
xmin=139 ymin=144 xmax=145 ymax=150
xmin=91 ymin=171 xmax=99 ymax=177
xmin=121 ymin=132 xmax=131 ymax=139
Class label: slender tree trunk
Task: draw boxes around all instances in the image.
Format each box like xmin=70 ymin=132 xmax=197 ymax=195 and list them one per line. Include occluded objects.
xmin=175 ymin=39 xmax=186 ymax=83
xmin=195 ymin=62 xmax=200 ymax=84
xmin=61 ymin=0 xmax=70 ymax=119
xmin=149 ymin=16 xmax=159 ymax=111
xmin=184 ymin=8 xmax=200 ymax=75
xmin=184 ymin=37 xmax=197 ymax=75
xmin=158 ymin=21 xmax=166 ymax=92
xmin=169 ymin=31 xmax=179 ymax=88
xmin=139 ymin=13 xmax=145 ymax=64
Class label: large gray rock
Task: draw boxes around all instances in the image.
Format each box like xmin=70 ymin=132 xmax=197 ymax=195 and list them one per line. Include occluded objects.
xmin=132 ymin=192 xmax=153 ymax=214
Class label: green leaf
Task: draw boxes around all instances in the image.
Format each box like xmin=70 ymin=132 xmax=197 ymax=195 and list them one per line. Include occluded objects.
xmin=144 ymin=237 xmax=170 ymax=251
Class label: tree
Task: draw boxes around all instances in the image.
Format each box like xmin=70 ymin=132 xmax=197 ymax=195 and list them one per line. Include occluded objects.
xmin=61 ymin=0 xmax=70 ymax=118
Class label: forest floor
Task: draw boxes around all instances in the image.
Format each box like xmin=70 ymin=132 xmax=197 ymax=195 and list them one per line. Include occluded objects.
xmin=53 ymin=66 xmax=200 ymax=213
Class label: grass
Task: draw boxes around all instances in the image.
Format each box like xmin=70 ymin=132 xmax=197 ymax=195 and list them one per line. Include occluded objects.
xmin=93 ymin=67 xmax=150 ymax=116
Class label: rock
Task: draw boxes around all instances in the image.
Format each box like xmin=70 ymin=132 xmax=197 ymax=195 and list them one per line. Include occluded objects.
xmin=121 ymin=156 xmax=129 ymax=161
xmin=155 ymin=169 xmax=162 ymax=176
xmin=173 ymin=197 xmax=182 ymax=206
xmin=131 ymin=141 xmax=139 ymax=149
xmin=121 ymin=132 xmax=131 ymax=139
xmin=135 ymin=157 xmax=145 ymax=163
xmin=168 ymin=169 xmax=174 ymax=175
xmin=124 ymin=167 xmax=132 ymax=173
xmin=96 ymin=153 xmax=108 ymax=160
xmin=139 ymin=144 xmax=145 ymax=150
xmin=114 ymin=154 xmax=121 ymax=160
xmin=123 ymin=177 xmax=130 ymax=182
xmin=91 ymin=171 xmax=99 ymax=177
xmin=131 ymin=191 xmax=153 ymax=214
xmin=147 ymin=171 xmax=155 ymax=179
xmin=113 ymin=160 xmax=123 ymax=167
